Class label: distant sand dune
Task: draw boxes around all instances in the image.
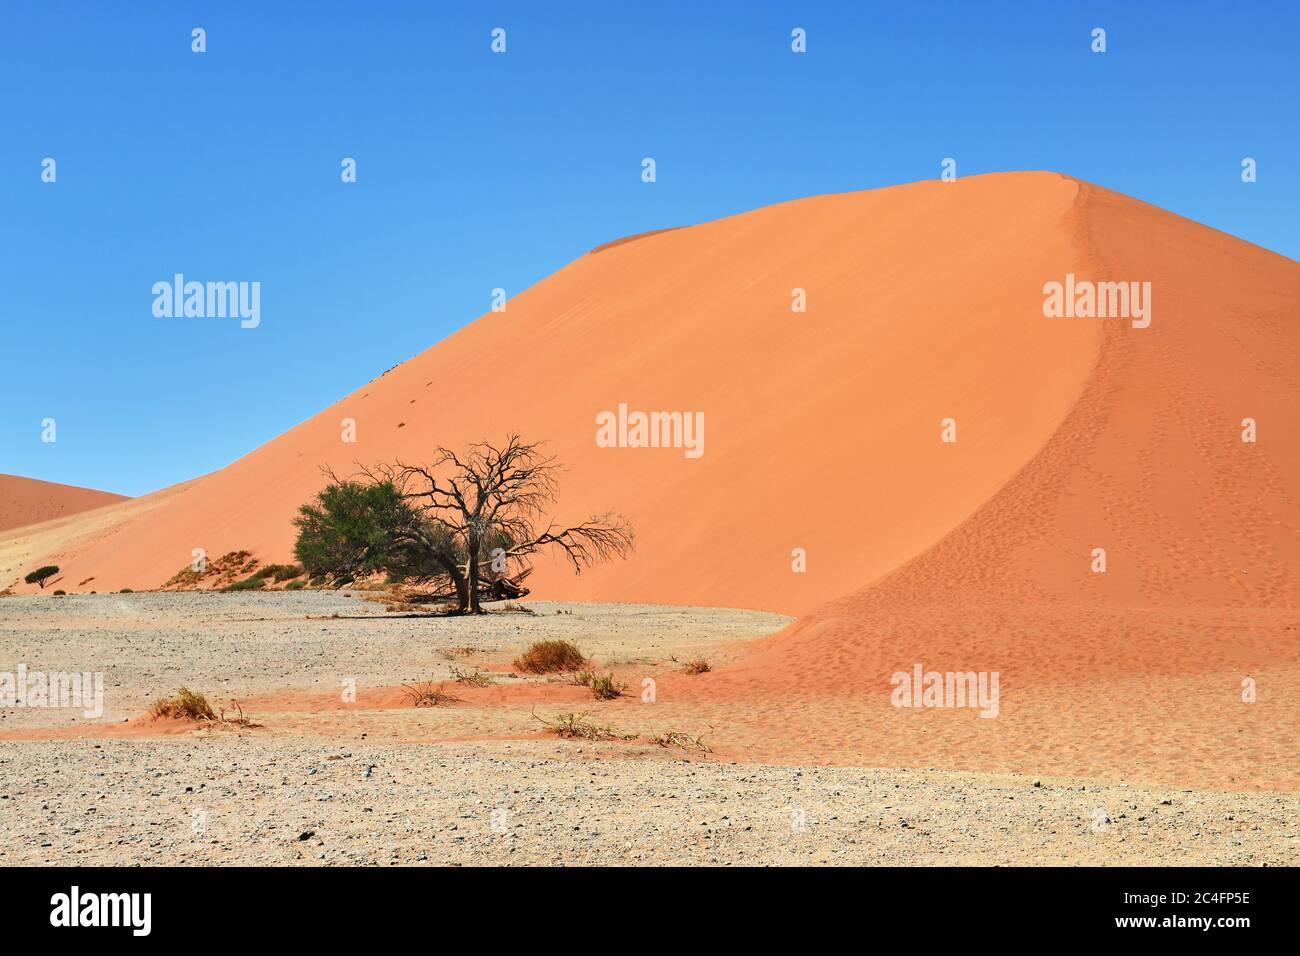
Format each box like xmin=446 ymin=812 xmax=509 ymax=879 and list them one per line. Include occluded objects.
xmin=0 ymin=474 xmax=128 ymax=535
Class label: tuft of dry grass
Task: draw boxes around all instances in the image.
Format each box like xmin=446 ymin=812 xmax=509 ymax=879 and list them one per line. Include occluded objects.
xmin=648 ymin=729 xmax=713 ymax=753
xmin=450 ymin=666 xmax=495 ymax=687
xmin=683 ymin=658 xmax=712 ymax=675
xmin=497 ymin=601 xmax=535 ymax=615
xmin=534 ymin=710 xmax=635 ymax=741
xmin=215 ymin=699 xmax=260 ymax=728
xmin=149 ymin=687 xmax=216 ymax=721
xmin=401 ymin=680 xmax=460 ymax=707
xmin=514 ymin=639 xmax=587 ymax=674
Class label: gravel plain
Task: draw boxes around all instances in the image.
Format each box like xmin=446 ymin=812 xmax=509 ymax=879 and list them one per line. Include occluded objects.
xmin=0 ymin=593 xmax=1295 ymax=866
xmin=2 ymin=736 xmax=1295 ymax=866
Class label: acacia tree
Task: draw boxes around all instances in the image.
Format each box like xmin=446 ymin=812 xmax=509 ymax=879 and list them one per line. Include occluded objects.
xmin=24 ymin=565 xmax=60 ymax=589
xmin=300 ymin=435 xmax=634 ymax=614
xmin=293 ymin=480 xmax=459 ymax=588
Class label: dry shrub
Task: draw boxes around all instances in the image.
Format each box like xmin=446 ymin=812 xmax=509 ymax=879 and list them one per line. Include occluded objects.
xmin=359 ymin=586 xmax=427 ymax=614
xmin=514 ymin=640 xmax=586 ymax=674
xmin=164 ymin=550 xmax=252 ymax=589
xmin=450 ymin=667 xmax=494 ymax=687
xmin=149 ymin=687 xmax=216 ymax=721
xmin=149 ymin=688 xmax=260 ymax=727
xmin=215 ymin=699 xmax=259 ymax=728
xmin=534 ymin=710 xmax=634 ymax=741
xmin=566 ymin=670 xmax=626 ymax=700
xmin=402 ymin=680 xmax=459 ymax=707
xmin=683 ymin=658 xmax=711 ymax=675
xmin=266 ymin=563 xmax=303 ymax=582
xmin=589 ymin=673 xmax=626 ymax=700
xmin=648 ymin=729 xmax=713 ymax=753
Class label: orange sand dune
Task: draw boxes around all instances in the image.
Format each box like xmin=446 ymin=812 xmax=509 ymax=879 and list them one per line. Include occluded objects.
xmin=673 ymin=178 xmax=1300 ymax=789
xmin=0 ymin=474 xmax=128 ymax=534
xmin=15 ymin=172 xmax=1106 ymax=603
xmin=12 ymin=169 xmax=1297 ymax=789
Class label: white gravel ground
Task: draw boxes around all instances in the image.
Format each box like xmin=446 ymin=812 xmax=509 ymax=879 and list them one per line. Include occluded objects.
xmin=0 ymin=593 xmax=1295 ymax=866
xmin=1 ymin=737 xmax=1294 ymax=866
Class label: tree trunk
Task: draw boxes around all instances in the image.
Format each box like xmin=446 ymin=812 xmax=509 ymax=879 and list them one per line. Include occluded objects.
xmin=434 ymin=552 xmax=470 ymax=614
xmin=466 ymin=529 xmax=482 ymax=613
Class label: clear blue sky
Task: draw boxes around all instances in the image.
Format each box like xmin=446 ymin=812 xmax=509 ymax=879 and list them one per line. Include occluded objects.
xmin=2 ymin=1 xmax=1295 ymax=496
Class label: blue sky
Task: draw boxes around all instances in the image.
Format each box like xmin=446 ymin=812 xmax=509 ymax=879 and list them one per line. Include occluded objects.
xmin=2 ymin=1 xmax=1295 ymax=496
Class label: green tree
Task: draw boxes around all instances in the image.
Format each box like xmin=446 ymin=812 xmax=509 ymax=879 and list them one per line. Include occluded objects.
xmin=292 ymin=480 xmax=460 ymax=596
xmin=295 ymin=436 xmax=633 ymax=614
xmin=24 ymin=565 xmax=60 ymax=589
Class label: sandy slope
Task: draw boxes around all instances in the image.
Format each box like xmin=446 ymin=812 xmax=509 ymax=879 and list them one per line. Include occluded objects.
xmin=9 ymin=172 xmax=1103 ymax=604
xmin=672 ymin=180 xmax=1300 ymax=789
xmin=0 ymin=474 xmax=127 ymax=534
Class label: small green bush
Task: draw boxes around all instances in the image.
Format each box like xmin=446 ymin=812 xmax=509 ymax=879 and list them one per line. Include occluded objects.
xmin=220 ymin=576 xmax=266 ymax=592
xmin=589 ymin=674 xmax=626 ymax=700
xmin=250 ymin=563 xmax=303 ymax=583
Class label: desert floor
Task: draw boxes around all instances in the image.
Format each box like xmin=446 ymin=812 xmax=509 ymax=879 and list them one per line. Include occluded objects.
xmin=0 ymin=592 xmax=1295 ymax=866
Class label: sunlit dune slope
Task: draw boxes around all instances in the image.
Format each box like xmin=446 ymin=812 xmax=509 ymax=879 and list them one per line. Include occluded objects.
xmin=11 ymin=173 xmax=1297 ymax=634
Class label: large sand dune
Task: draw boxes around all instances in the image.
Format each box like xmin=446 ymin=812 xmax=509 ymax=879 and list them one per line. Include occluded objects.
xmin=8 ymin=172 xmax=1297 ymax=614
xmin=4 ymin=171 xmax=1298 ymax=790
xmin=7 ymin=172 xmax=1130 ymax=606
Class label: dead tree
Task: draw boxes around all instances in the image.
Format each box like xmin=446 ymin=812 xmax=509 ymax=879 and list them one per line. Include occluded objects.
xmin=364 ymin=435 xmax=633 ymax=613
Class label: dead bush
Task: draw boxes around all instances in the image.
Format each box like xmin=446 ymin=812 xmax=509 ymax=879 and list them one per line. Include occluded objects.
xmin=450 ymin=667 xmax=494 ymax=687
xmin=534 ymin=710 xmax=634 ymax=741
xmin=402 ymin=680 xmax=460 ymax=707
xmin=149 ymin=687 xmax=216 ymax=721
xmin=648 ymin=729 xmax=713 ymax=753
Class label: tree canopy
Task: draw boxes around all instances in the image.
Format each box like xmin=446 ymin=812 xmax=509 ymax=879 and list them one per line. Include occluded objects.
xmin=24 ymin=565 xmax=60 ymax=588
xmin=294 ymin=435 xmax=633 ymax=613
